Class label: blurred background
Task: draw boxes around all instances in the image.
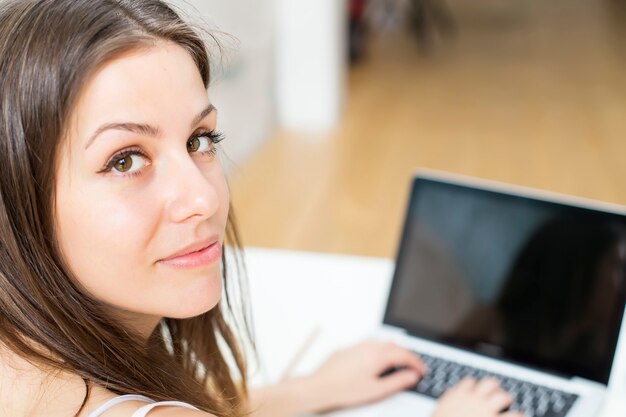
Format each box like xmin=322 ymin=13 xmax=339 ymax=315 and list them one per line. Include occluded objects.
xmin=169 ymin=0 xmax=626 ymax=259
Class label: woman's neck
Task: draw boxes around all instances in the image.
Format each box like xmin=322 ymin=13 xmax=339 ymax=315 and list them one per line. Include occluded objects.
xmin=110 ymin=308 xmax=162 ymax=341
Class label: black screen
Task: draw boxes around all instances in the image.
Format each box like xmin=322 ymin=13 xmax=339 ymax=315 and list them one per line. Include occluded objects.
xmin=385 ymin=176 xmax=626 ymax=384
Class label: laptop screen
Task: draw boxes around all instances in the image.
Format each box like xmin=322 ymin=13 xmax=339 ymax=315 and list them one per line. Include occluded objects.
xmin=384 ymin=175 xmax=626 ymax=385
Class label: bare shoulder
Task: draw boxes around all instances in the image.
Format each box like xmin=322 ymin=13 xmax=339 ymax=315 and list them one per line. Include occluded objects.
xmin=1 ymin=346 xmax=93 ymax=417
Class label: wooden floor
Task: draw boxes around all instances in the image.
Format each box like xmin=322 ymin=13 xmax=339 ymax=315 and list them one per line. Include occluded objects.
xmin=229 ymin=0 xmax=626 ymax=259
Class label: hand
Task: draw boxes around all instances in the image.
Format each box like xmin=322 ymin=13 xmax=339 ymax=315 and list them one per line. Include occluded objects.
xmin=432 ymin=377 xmax=524 ymax=417
xmin=310 ymin=340 xmax=427 ymax=411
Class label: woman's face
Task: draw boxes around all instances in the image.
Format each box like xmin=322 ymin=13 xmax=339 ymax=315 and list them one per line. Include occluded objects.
xmin=55 ymin=42 xmax=229 ymax=333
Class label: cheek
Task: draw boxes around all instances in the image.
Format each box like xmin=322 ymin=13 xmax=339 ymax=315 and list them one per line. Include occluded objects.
xmin=55 ymin=159 xmax=230 ymax=319
xmin=213 ymin=167 xmax=230 ymax=216
xmin=55 ymin=180 xmax=158 ymax=300
xmin=198 ymin=158 xmax=230 ymax=224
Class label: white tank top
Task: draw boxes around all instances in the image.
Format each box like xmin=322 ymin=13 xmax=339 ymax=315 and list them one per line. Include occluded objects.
xmin=86 ymin=394 xmax=199 ymax=417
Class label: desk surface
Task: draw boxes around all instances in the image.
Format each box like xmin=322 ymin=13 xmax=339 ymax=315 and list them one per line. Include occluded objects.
xmin=244 ymin=247 xmax=626 ymax=417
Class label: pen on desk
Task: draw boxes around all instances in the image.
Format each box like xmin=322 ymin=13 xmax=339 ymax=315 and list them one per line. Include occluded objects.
xmin=281 ymin=326 xmax=322 ymax=380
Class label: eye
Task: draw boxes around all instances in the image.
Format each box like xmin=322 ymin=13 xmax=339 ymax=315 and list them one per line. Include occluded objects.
xmin=98 ymin=148 xmax=151 ymax=176
xmin=187 ymin=135 xmax=212 ymax=153
xmin=187 ymin=130 xmax=225 ymax=156
xmin=112 ymin=153 xmax=147 ymax=174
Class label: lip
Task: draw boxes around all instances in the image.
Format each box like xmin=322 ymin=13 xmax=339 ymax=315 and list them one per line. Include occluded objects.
xmin=157 ymin=237 xmax=222 ymax=268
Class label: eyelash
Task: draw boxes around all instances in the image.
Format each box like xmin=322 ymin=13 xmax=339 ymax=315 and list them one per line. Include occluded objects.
xmin=98 ymin=130 xmax=226 ymax=177
xmin=190 ymin=129 xmax=225 ymax=157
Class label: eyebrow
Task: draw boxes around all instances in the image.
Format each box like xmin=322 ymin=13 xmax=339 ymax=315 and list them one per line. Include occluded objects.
xmin=84 ymin=103 xmax=217 ymax=149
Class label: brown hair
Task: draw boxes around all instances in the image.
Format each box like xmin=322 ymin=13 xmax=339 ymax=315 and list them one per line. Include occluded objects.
xmin=0 ymin=1 xmax=251 ymax=416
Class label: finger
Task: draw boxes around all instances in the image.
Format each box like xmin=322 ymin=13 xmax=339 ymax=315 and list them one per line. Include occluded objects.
xmin=475 ymin=377 xmax=502 ymax=396
xmin=376 ymin=369 xmax=421 ymax=399
xmin=379 ymin=345 xmax=427 ymax=375
xmin=501 ymin=412 xmax=524 ymax=417
xmin=413 ymin=354 xmax=428 ymax=375
xmin=485 ymin=390 xmax=514 ymax=412
xmin=452 ymin=377 xmax=477 ymax=392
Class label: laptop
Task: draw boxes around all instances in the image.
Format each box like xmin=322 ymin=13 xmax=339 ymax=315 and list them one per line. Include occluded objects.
xmin=338 ymin=170 xmax=626 ymax=417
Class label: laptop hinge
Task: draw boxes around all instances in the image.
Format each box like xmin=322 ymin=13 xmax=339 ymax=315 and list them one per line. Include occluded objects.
xmin=382 ymin=324 xmax=409 ymax=335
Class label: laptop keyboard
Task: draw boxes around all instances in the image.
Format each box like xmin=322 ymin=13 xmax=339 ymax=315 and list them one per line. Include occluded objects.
xmin=408 ymin=352 xmax=579 ymax=417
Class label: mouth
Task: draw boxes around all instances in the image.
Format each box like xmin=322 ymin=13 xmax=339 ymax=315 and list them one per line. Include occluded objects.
xmin=157 ymin=238 xmax=222 ymax=269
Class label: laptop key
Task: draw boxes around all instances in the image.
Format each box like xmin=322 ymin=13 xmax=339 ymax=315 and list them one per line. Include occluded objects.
xmin=410 ymin=351 xmax=579 ymax=417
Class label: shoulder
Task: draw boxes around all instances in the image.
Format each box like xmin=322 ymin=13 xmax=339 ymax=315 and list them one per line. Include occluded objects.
xmin=85 ymin=390 xmax=216 ymax=417
xmin=1 ymin=346 xmax=92 ymax=417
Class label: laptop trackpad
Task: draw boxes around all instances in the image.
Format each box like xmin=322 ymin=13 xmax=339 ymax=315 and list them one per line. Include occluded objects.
xmin=329 ymin=392 xmax=436 ymax=417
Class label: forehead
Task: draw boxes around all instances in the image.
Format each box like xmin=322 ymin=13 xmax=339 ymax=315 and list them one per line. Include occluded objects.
xmin=70 ymin=41 xmax=209 ymax=138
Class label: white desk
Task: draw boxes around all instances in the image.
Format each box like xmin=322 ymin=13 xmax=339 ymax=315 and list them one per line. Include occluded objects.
xmin=244 ymin=247 xmax=626 ymax=417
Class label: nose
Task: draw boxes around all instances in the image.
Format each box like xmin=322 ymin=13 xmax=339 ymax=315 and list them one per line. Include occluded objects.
xmin=162 ymin=153 xmax=220 ymax=224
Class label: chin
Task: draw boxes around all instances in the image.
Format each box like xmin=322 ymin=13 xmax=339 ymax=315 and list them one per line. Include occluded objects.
xmin=168 ymin=296 xmax=222 ymax=319
xmin=167 ymin=271 xmax=223 ymax=319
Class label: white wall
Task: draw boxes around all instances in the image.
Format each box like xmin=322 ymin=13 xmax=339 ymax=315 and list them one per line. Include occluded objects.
xmin=275 ymin=0 xmax=348 ymax=132
xmin=167 ymin=0 xmax=348 ymax=166
xmin=167 ymin=0 xmax=276 ymax=169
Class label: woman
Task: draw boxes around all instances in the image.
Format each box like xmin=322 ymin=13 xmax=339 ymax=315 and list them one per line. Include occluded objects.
xmin=0 ymin=1 xmax=520 ymax=416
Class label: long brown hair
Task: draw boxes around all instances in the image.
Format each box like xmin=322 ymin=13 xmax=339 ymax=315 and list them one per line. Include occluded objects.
xmin=0 ymin=1 xmax=251 ymax=416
